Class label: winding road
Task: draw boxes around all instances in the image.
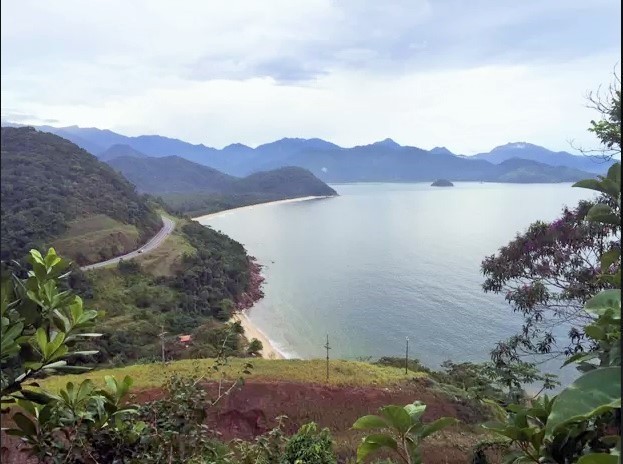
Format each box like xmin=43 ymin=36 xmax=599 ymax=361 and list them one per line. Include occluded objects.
xmin=80 ymin=215 xmax=175 ymax=271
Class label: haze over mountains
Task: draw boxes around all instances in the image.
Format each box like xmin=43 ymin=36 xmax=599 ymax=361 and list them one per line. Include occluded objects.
xmin=2 ymin=123 xmax=616 ymax=183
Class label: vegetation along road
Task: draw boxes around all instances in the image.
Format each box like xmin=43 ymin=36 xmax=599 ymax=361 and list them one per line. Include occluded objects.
xmin=80 ymin=215 xmax=175 ymax=271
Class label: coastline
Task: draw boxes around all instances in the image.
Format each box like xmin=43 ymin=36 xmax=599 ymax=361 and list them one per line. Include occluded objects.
xmin=230 ymin=256 xmax=287 ymax=360
xmin=231 ymin=311 xmax=285 ymax=360
xmin=192 ymin=195 xmax=334 ymax=222
xmin=196 ymin=195 xmax=334 ymax=360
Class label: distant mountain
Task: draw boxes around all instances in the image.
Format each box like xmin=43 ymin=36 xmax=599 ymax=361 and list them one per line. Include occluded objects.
xmin=238 ymin=166 xmax=338 ymax=197
xmin=106 ymin=155 xmax=337 ymax=197
xmin=9 ymin=123 xmax=219 ymax=166
xmin=107 ymin=155 xmax=238 ymax=194
xmin=2 ymin=123 xmax=608 ymax=182
xmin=429 ymin=147 xmax=454 ymax=156
xmin=99 ymin=144 xmax=148 ymax=161
xmin=0 ymin=127 xmax=162 ymax=264
xmin=491 ymin=158 xmax=594 ymax=183
xmin=471 ymin=142 xmax=611 ymax=174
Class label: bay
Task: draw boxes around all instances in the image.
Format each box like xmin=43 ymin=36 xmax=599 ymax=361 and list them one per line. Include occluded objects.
xmin=198 ymin=182 xmax=596 ymax=386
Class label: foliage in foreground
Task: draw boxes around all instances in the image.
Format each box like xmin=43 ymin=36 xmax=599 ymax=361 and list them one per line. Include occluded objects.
xmin=353 ymin=401 xmax=459 ymax=464
xmin=482 ymin=163 xmax=621 ymax=463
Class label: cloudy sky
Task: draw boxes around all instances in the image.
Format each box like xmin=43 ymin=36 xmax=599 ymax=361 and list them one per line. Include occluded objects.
xmin=1 ymin=0 xmax=620 ymax=154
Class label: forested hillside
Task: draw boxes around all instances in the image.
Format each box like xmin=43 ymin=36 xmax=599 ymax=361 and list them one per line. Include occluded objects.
xmin=107 ymin=155 xmax=337 ymax=216
xmin=0 ymin=127 xmax=162 ymax=263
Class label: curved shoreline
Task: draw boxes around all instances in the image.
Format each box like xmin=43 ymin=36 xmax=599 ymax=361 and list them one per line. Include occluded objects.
xmin=230 ymin=311 xmax=286 ymax=360
xmin=192 ymin=195 xmax=335 ymax=222
xmin=198 ymin=195 xmax=335 ymax=359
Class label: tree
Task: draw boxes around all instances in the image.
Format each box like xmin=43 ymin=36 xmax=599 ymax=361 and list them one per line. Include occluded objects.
xmin=481 ymin=73 xmax=621 ymax=464
xmin=482 ymin=197 xmax=618 ymax=363
xmin=482 ymin=74 xmax=621 ymax=365
xmin=585 ymin=69 xmax=621 ymax=160
xmin=483 ymin=163 xmax=621 ymax=464
xmin=247 ymin=338 xmax=263 ymax=357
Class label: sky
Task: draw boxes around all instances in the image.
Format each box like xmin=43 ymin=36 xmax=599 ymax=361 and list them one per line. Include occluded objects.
xmin=1 ymin=0 xmax=620 ymax=154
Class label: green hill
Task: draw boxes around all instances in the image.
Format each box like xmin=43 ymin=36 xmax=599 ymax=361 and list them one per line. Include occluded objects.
xmin=107 ymin=155 xmax=238 ymax=194
xmin=238 ymin=166 xmax=338 ymax=196
xmin=106 ymin=155 xmax=337 ymax=216
xmin=107 ymin=155 xmax=337 ymax=196
xmin=0 ymin=127 xmax=162 ymax=264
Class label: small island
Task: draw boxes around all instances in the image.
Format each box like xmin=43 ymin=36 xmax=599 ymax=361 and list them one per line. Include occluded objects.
xmin=431 ymin=179 xmax=454 ymax=187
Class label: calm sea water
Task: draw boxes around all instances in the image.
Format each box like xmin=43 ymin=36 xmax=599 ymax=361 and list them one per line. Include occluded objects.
xmin=198 ymin=182 xmax=596 ymax=386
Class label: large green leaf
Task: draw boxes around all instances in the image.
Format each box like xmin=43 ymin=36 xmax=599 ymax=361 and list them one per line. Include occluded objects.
xmin=14 ymin=389 xmax=57 ymax=404
xmin=419 ymin=417 xmax=459 ymax=439
xmin=577 ymin=454 xmax=619 ymax=464
xmin=546 ymin=367 xmax=621 ymax=435
xmin=586 ymin=204 xmax=620 ymax=225
xmin=573 ymin=178 xmax=608 ymax=193
xmin=404 ymin=402 xmax=427 ymax=423
xmin=12 ymin=412 xmax=37 ymax=436
xmin=606 ymin=162 xmax=621 ymax=184
xmin=379 ymin=405 xmax=412 ymax=434
xmin=585 ymin=290 xmax=621 ymax=319
xmin=352 ymin=415 xmax=388 ymax=430
xmin=356 ymin=434 xmax=398 ymax=462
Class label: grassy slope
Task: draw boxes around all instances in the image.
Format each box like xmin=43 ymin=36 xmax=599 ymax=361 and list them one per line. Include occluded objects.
xmin=134 ymin=213 xmax=194 ymax=276
xmin=51 ymin=214 xmax=141 ymax=264
xmin=41 ymin=359 xmax=426 ymax=391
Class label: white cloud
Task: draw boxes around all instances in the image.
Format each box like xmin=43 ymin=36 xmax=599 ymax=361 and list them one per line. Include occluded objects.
xmin=1 ymin=0 xmax=620 ymax=154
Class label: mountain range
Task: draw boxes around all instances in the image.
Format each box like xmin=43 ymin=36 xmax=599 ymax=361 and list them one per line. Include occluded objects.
xmin=2 ymin=123 xmax=616 ymax=182
xmin=107 ymin=155 xmax=337 ymax=197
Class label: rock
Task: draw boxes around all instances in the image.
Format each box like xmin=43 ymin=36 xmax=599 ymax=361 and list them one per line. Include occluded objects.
xmin=431 ymin=179 xmax=454 ymax=187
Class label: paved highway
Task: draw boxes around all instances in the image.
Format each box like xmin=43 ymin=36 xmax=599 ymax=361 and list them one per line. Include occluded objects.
xmin=80 ymin=215 xmax=175 ymax=271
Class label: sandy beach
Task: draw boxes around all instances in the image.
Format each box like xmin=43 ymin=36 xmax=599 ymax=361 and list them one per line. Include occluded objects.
xmin=192 ymin=195 xmax=334 ymax=222
xmin=231 ymin=311 xmax=285 ymax=359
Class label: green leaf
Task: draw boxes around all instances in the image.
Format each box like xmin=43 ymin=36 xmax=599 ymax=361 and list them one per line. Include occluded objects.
xmin=562 ymin=351 xmax=598 ymax=367
xmin=69 ymin=351 xmax=99 ymax=357
xmin=42 ymin=360 xmax=67 ymax=369
xmin=34 ymin=327 xmax=47 ymax=354
xmin=379 ymin=405 xmax=412 ymax=434
xmin=46 ymin=365 xmax=92 ymax=374
xmin=15 ymin=390 xmax=56 ymax=405
xmin=585 ymin=290 xmax=621 ymax=319
xmin=577 ymin=454 xmax=620 ymax=464
xmin=573 ymin=179 xmax=609 ymax=194
xmin=357 ymin=434 xmax=398 ymax=462
xmin=606 ymin=162 xmax=621 ymax=185
xmin=600 ymin=249 xmax=621 ymax=273
xmin=419 ymin=417 xmax=459 ymax=439
xmin=352 ymin=414 xmax=388 ymax=430
xmin=586 ymin=204 xmax=619 ymax=225
xmin=546 ymin=367 xmax=621 ymax=435
xmin=12 ymin=412 xmax=37 ymax=436
xmin=52 ymin=309 xmax=71 ymax=333
xmin=404 ymin=402 xmax=427 ymax=423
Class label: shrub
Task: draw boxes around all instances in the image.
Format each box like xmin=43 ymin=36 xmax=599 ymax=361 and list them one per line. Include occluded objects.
xmin=281 ymin=422 xmax=337 ymax=464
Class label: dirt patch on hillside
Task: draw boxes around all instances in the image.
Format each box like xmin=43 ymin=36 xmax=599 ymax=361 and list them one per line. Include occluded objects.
xmin=134 ymin=379 xmax=494 ymax=462
xmin=3 ymin=379 xmax=497 ymax=463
